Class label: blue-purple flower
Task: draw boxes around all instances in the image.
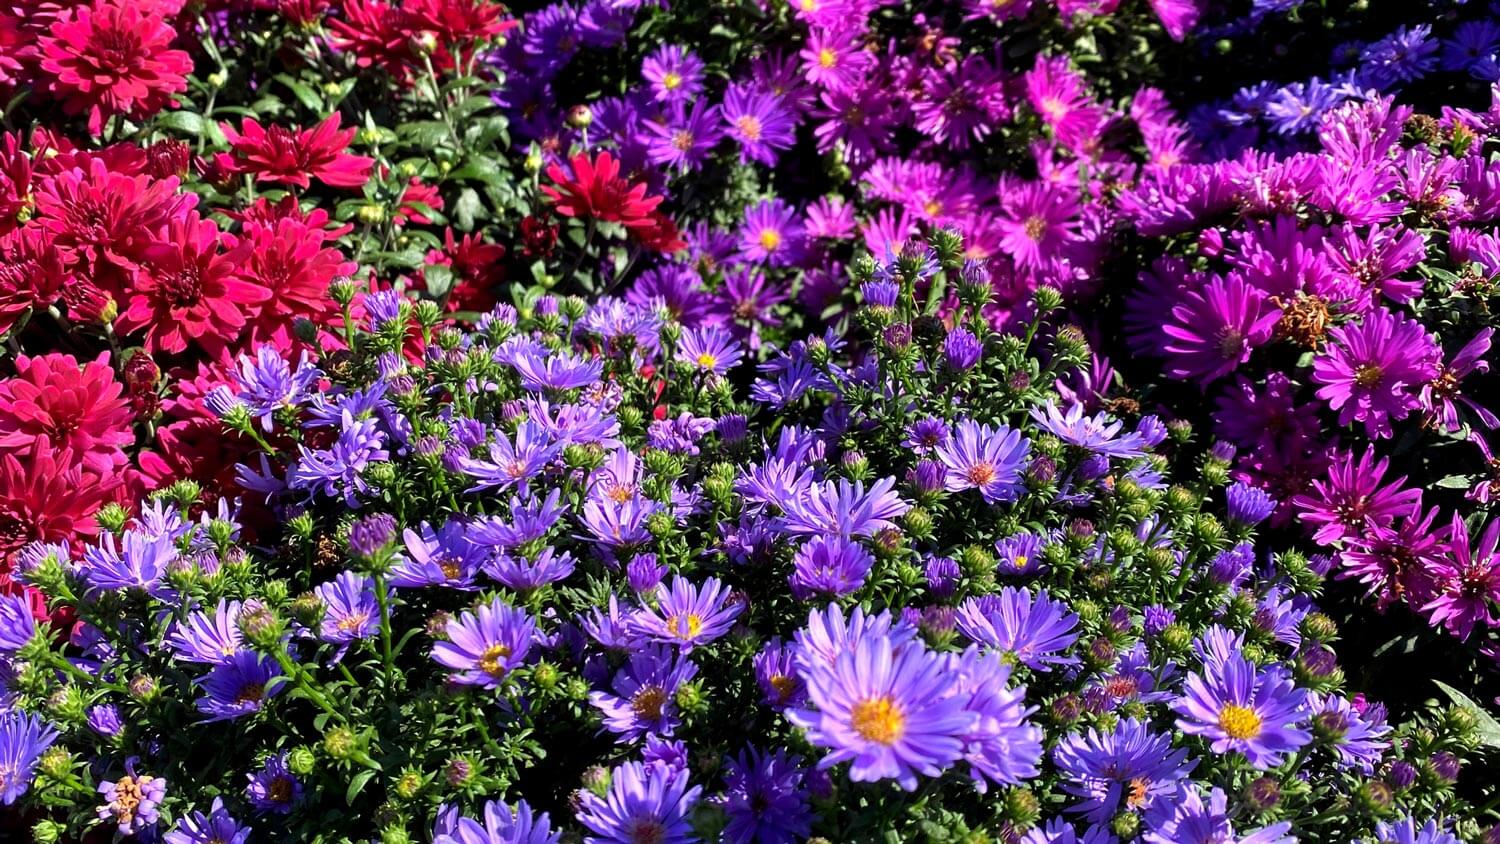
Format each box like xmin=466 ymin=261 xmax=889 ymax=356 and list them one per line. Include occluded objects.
xmin=721 ymin=747 xmax=813 ymax=844
xmin=434 ymin=798 xmax=561 ymax=844
xmin=588 ymin=643 xmax=699 ymax=743
xmin=789 ymin=536 xmax=875 ymax=599
xmin=1053 ymin=718 xmax=1195 ymax=822
xmin=956 ymin=587 xmax=1080 ymax=671
xmin=168 ymin=599 xmax=246 ymax=664
xmin=632 ymin=576 xmax=743 ymax=651
xmin=431 ymin=597 xmax=536 ymax=688
xmin=245 ymin=751 xmax=303 ymax=814
xmin=315 ymin=570 xmax=380 ymax=646
xmin=97 ymin=759 xmax=167 ymax=835
xmin=0 ymin=593 xmax=38 ymax=653
xmin=1172 ymin=654 xmax=1311 ymax=768
xmin=395 ymin=518 xmax=486 ymax=590
xmin=1031 ymin=401 xmax=1148 ymax=459
xmin=0 ymin=711 xmax=58 ymax=805
xmin=195 ymin=652 xmax=283 ymax=722
xmin=935 ymin=419 xmax=1030 ymax=503
xmin=575 ymin=760 xmax=702 ymax=844
xmin=165 ymin=797 xmax=252 ymax=844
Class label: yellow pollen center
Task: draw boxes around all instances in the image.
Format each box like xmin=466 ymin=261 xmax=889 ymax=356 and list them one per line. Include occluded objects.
xmin=1040 ymin=97 xmax=1067 ymax=120
xmin=337 ymin=611 xmax=370 ymax=633
xmin=758 ymin=228 xmax=782 ymax=251
xmin=924 ymin=199 xmax=942 ymax=217
xmin=696 ymin=352 xmax=718 ymax=368
xmin=667 ymin=613 xmax=704 ymax=640
xmin=850 ymin=696 xmax=906 ymax=745
xmin=966 ymin=462 xmax=997 ymax=486
xmin=818 ymin=48 xmax=837 ymax=69
xmin=1012 ymin=555 xmax=1028 ymax=569
xmin=768 ymin=674 xmax=798 ymax=701
xmin=1219 ymin=704 xmax=1263 ymax=740
xmin=662 ymin=72 xmax=682 ymax=90
xmin=479 ymin=643 xmax=512 ymax=677
xmin=439 ymin=559 xmax=463 ymax=580
xmin=1023 ymin=215 xmax=1048 ymax=241
xmin=735 ymin=115 xmax=763 ymax=141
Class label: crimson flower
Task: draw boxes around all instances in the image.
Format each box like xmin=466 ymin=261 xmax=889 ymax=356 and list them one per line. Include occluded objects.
xmin=38 ymin=0 xmax=193 ymax=135
xmin=216 ymin=113 xmax=374 ymax=190
xmin=424 ymin=228 xmax=505 ymax=313
xmin=630 ymin=210 xmax=689 ymax=254
xmin=229 ymin=217 xmax=357 ymax=348
xmin=0 ymin=132 xmax=32 ymax=237
xmin=327 ymin=0 xmax=420 ymax=81
xmin=542 ymin=150 xmax=664 ymax=228
xmin=116 ymin=212 xmax=271 ymax=355
xmin=0 ymin=444 xmax=116 ymax=563
xmin=0 ymin=228 xmax=71 ymax=336
xmin=0 ymin=352 xmax=135 ymax=474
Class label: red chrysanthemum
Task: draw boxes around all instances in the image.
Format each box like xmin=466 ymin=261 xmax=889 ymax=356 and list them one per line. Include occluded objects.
xmin=0 ymin=12 xmax=27 ymax=90
xmin=402 ymin=0 xmax=517 ymax=59
xmin=37 ymin=0 xmax=193 ymax=135
xmin=327 ymin=0 xmax=419 ymax=81
xmin=0 ymin=444 xmax=116 ymax=563
xmin=0 ymin=132 xmax=32 ymax=237
xmin=216 ymin=113 xmax=374 ymax=189
xmin=0 ymin=227 xmax=71 ymax=335
xmin=116 ymin=211 xmax=271 ymax=355
xmin=32 ymin=158 xmax=194 ymax=293
xmin=229 ymin=217 xmax=358 ymax=348
xmin=0 ymin=352 xmax=135 ymax=473
xmin=423 ymin=227 xmax=504 ymax=312
xmin=630 ymin=210 xmax=688 ymax=254
xmin=542 ymin=150 xmax=664 ymax=228
xmin=396 ymin=176 xmax=443 ymax=226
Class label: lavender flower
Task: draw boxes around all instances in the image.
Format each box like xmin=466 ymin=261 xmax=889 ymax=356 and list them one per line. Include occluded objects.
xmin=96 ymin=759 xmax=167 ymax=835
xmin=0 ymin=712 xmax=58 ymax=804
xmin=632 ymin=576 xmax=743 ymax=651
xmin=935 ymin=420 xmax=1030 ymax=503
xmin=431 ymin=597 xmax=535 ymax=687
xmin=245 ymin=752 xmax=303 ymax=814
xmin=588 ymin=643 xmax=699 ymax=743
xmin=575 ymin=760 xmax=702 ymax=844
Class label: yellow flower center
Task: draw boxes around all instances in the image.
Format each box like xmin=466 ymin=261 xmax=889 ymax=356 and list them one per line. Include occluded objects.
xmin=850 ymin=696 xmax=906 ymax=745
xmin=768 ymin=674 xmax=798 ymax=701
xmin=337 ymin=611 xmax=371 ymax=633
xmin=479 ymin=643 xmax=513 ymax=677
xmin=667 ymin=613 xmax=705 ymax=640
xmin=1023 ymin=215 xmax=1048 ymax=241
xmin=439 ymin=558 xmax=463 ymax=580
xmin=1040 ymin=97 xmax=1067 ymax=121
xmin=1219 ymin=704 xmax=1263 ymax=740
xmin=758 ymin=228 xmax=782 ymax=251
xmin=735 ymin=115 xmax=763 ymax=142
xmin=966 ymin=462 xmax=997 ymax=486
xmin=818 ymin=48 xmax=837 ymax=69
xmin=1012 ymin=554 xmax=1028 ymax=569
xmin=696 ymin=352 xmax=719 ymax=369
xmin=662 ymin=72 xmax=682 ymax=90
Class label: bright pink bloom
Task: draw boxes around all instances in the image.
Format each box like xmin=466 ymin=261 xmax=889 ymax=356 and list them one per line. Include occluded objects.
xmin=0 ymin=352 xmax=134 ymax=473
xmin=230 ymin=217 xmax=357 ymax=349
xmin=0 ymin=228 xmax=71 ymax=336
xmin=1291 ymin=446 xmax=1422 ymax=546
xmin=1312 ymin=308 xmax=1441 ymax=439
xmin=217 ymin=114 xmax=374 ymax=189
xmin=0 ymin=444 xmax=116 ymax=564
xmin=1424 ymin=515 xmax=1500 ymax=641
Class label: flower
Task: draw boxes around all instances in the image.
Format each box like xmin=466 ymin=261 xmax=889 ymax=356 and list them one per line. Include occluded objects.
xmin=632 ymin=575 xmax=743 ymax=651
xmin=1360 ymin=818 xmax=1463 ymax=844
xmin=589 ymin=643 xmax=699 ymax=743
xmin=1053 ymin=718 xmax=1195 ymax=823
xmin=0 ymin=591 xmax=37 ymax=653
xmin=431 ymin=597 xmax=536 ymax=687
xmin=485 ymin=548 xmax=576 ymax=592
xmin=0 ymin=711 xmax=58 ymax=805
xmin=217 ymin=114 xmax=374 ymax=189
xmin=167 ymin=599 xmax=246 ymax=664
xmin=935 ymin=419 xmax=1031 ymax=503
xmin=195 ymin=652 xmax=284 ymax=722
xmin=315 ymin=570 xmax=380 ymax=645
xmin=1143 ymin=785 xmax=1294 ymax=844
xmin=1422 ymin=514 xmax=1500 ymax=641
xmin=945 ymin=647 xmax=1044 ymax=791
xmin=788 ymin=632 xmax=973 ymax=791
xmin=461 ymin=419 xmax=561 ymax=492
xmin=96 ymin=759 xmax=167 ymax=835
xmin=1307 ymin=691 xmax=1391 ymax=773
xmin=780 ymin=477 xmax=910 ymax=538
xmin=83 ymin=528 xmax=179 ymax=595
xmin=1312 ymin=308 xmax=1441 ymax=439
xmin=1292 ymin=446 xmax=1421 ymax=546
xmin=164 ymin=797 xmax=252 ymax=844
xmin=789 ymin=536 xmax=875 ymax=599
xmin=645 ymin=99 xmax=724 ymax=170
xmin=722 ymin=82 xmax=796 ymax=165
xmin=1226 ymin=482 xmax=1278 ymax=526
xmin=0 ymin=445 xmax=114 ymax=561
xmin=996 ymin=181 xmax=1080 ymax=270
xmin=434 ymin=799 xmax=561 ymax=844
xmin=943 ymin=327 xmax=983 ymax=371
xmin=245 ymin=752 xmax=303 ymax=814
xmin=721 ymin=748 xmax=813 ymax=844
xmin=1030 ymin=401 xmax=1148 ymax=459
xmin=288 ymin=411 xmax=390 ymax=506
xmin=0 ymin=352 xmax=133 ymax=474
xmin=676 ymin=325 xmax=743 ymax=376
xmin=39 ymin=0 xmax=193 ymax=134
xmin=754 ymin=638 xmax=806 ymax=710
xmin=542 ymin=150 xmax=663 ymax=228
xmin=642 ymin=44 xmax=704 ymax=105
xmin=1172 ymin=654 xmax=1311 ymax=768
xmin=574 ymin=760 xmax=702 ymax=844
xmin=956 ymin=587 xmax=1081 ymax=671
xmin=738 ymin=199 xmax=807 ymax=267
xmin=1161 ymin=274 xmax=1279 ymax=384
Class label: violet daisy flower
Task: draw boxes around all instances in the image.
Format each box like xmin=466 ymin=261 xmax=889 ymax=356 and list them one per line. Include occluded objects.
xmin=289 ymin=410 xmax=390 ymax=506
xmin=0 ymin=711 xmax=58 ymax=805
xmin=788 ymin=632 xmax=973 ymax=791
xmin=792 ymin=603 xmax=918 ymax=675
xmin=469 ymin=488 xmax=567 ymax=549
xmin=721 ymin=747 xmax=813 ymax=844
xmin=1143 ymin=784 xmax=1295 ymax=844
xmin=956 ymin=587 xmax=1081 ymax=671
xmin=431 ymin=597 xmax=536 ymax=688
xmin=245 ymin=752 xmax=303 ymax=814
xmin=789 ymin=536 xmax=875 ymax=599
xmin=214 ymin=347 xmax=320 ymax=432
xmin=934 ymin=419 xmax=1030 ymax=504
xmin=434 ymin=799 xmax=561 ymax=844
xmin=632 ymin=575 xmax=743 ymax=651
xmin=83 ymin=528 xmax=179 ymax=596
xmin=1161 ymin=273 xmax=1279 ymax=384
xmin=754 ymin=637 xmax=807 ymax=710
xmin=945 ymin=647 xmax=1044 ymax=791
xmin=87 ymin=704 xmax=123 ymax=739
xmin=1226 ymin=482 xmax=1277 ymax=526
xmin=1307 ymin=691 xmax=1391 ymax=773
xmin=97 ymin=759 xmax=167 ymax=835
xmin=676 ymin=325 xmax=743 ymax=376
xmin=1312 ymin=307 xmax=1441 ymax=439
xmin=484 ymin=548 xmax=576 ymax=592
xmin=1422 ymin=514 xmax=1500 ymax=641
xmin=641 ymin=44 xmax=704 ymax=105
xmin=995 ymin=532 xmax=1048 ymax=576
xmin=314 ymin=570 xmax=380 ymax=646
xmin=1422 ymin=328 xmax=1498 ymax=432
xmin=1016 ymin=819 xmax=1109 ymax=844
xmin=780 ymin=476 xmax=910 ymax=538
xmin=903 ymin=417 xmax=950 ymax=453
xmin=738 ymin=198 xmax=807 ymax=267
xmin=799 ymin=26 xmax=871 ymax=93
xmin=1172 ymin=655 xmax=1311 ymax=768
xmin=722 ymin=82 xmax=796 ymax=165
xmin=1030 ymin=401 xmax=1148 ymax=459
xmin=395 ymin=518 xmax=486 ymax=590
xmin=1052 ymin=718 xmax=1195 ymax=823
xmin=575 ymin=760 xmax=702 ymax=844
xmin=0 ymin=593 xmax=36 ymax=654
xmin=1359 ymin=818 xmax=1462 ymax=844
xmin=645 ymin=99 xmax=724 ymax=171
xmin=589 ymin=643 xmax=699 ymax=743
xmin=461 ymin=420 xmax=561 ymax=492
xmin=943 ymin=327 xmax=983 ymax=371
xmin=165 ymin=797 xmax=251 ymax=844
xmin=167 ymin=599 xmax=246 ymax=664
xmin=196 ymin=652 xmax=283 ymax=722
xmin=996 ymin=181 xmax=1080 ymax=270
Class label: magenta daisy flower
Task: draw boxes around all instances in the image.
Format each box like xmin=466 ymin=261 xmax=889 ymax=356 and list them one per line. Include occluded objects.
xmin=1161 ymin=274 xmax=1279 ymax=384
xmin=1291 ymin=446 xmax=1421 ymax=546
xmin=934 ymin=419 xmax=1030 ymax=503
xmin=787 ymin=632 xmax=973 ymax=791
xmin=1312 ymin=307 xmax=1441 ymax=439
xmin=799 ymin=26 xmax=872 ymax=93
xmin=431 ymin=597 xmax=536 ymax=688
xmin=995 ymin=182 xmax=1080 ymax=271
xmin=645 ymin=99 xmax=724 ymax=171
xmin=1423 ymin=514 xmax=1500 ymax=641
xmin=631 ymin=576 xmax=743 ymax=651
xmin=1172 ymin=655 xmax=1311 ymax=769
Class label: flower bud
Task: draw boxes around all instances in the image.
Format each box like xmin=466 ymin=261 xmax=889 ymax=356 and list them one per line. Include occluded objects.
xmin=287 ymin=747 xmax=317 ymax=776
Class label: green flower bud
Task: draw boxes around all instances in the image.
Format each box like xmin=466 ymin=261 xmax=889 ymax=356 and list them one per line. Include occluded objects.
xmin=675 ymin=680 xmax=706 ymax=714
xmin=1160 ymin=623 xmax=1192 ymax=653
xmin=324 ymin=727 xmax=359 ymax=761
xmin=330 ymin=278 xmax=360 ymax=306
xmin=1033 ymin=285 xmax=1063 ymax=313
xmin=380 ymin=823 xmax=412 ymax=844
xmin=616 ymin=406 xmax=644 ymax=431
xmin=413 ymin=300 xmax=443 ymax=327
xmin=38 ymin=747 xmax=73 ymax=780
xmin=288 ymin=512 xmax=317 ymax=541
xmin=237 ymin=601 xmax=287 ymax=651
xmin=365 ymin=461 xmax=398 ymax=489
xmin=32 ymin=821 xmax=64 ymax=844
xmin=287 ymin=747 xmax=317 ymax=776
xmin=903 ymin=507 xmax=933 ymax=540
xmin=128 ymin=674 xmax=161 ymax=703
xmin=1300 ymin=612 xmax=1338 ymax=643
xmin=1003 ymin=787 xmax=1041 ymax=826
xmin=445 ymin=756 xmax=477 ymax=788
xmin=290 ymin=592 xmax=326 ymax=631
xmin=95 ymin=502 xmax=131 ymax=534
xmin=1110 ymin=811 xmax=1140 ymax=838
xmin=393 ymin=768 xmax=426 ymax=800
xmin=958 ymin=545 xmax=994 ymax=577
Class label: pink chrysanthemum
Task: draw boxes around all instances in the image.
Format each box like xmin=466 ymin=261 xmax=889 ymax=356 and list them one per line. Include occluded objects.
xmin=0 ymin=352 xmax=134 ymax=474
xmin=217 ymin=114 xmax=374 ymax=190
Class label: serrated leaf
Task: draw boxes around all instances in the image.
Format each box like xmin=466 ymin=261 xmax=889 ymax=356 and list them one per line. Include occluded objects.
xmin=345 ymin=769 xmax=377 ymax=804
xmin=1434 ymin=680 xmax=1500 ymax=749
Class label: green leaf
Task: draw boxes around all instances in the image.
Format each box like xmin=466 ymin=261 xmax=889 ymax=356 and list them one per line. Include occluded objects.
xmin=450 ymin=156 xmax=505 ymax=188
xmin=345 ymin=769 xmax=377 ymax=804
xmin=400 ymin=121 xmax=453 ymax=148
xmin=1434 ymin=680 xmax=1500 ymax=749
xmin=1435 ymin=474 xmax=1472 ymax=489
xmin=275 ymin=74 xmax=323 ymax=112
xmin=423 ymin=263 xmax=454 ymax=297
xmin=452 ymin=188 xmax=483 ymax=231
xmin=156 ymin=111 xmax=206 ymax=137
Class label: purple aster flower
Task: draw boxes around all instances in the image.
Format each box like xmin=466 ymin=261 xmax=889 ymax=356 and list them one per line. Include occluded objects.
xmin=1031 ymin=401 xmax=1149 ymax=459
xmin=1226 ymin=482 xmax=1277 ymax=526
xmin=509 ymin=349 xmax=604 ymax=393
xmin=925 ymin=557 xmax=961 ymax=599
xmin=646 ymin=99 xmax=724 ymax=171
xmin=363 ymin=289 xmax=404 ymax=329
xmin=935 ymin=419 xmax=1030 ymax=504
xmin=245 ymin=752 xmax=303 ymax=814
xmin=1173 ymin=654 xmax=1311 ymax=768
xmin=575 ymin=760 xmax=702 ymax=844
xmin=1053 ymin=718 xmax=1195 ymax=823
xmin=1264 ymin=78 xmax=1350 ymax=135
xmin=994 ymin=532 xmax=1048 ymax=576
xmin=945 ymin=647 xmax=1044 ymax=791
xmin=676 ymin=325 xmax=743 ymax=377
xmin=289 ymin=410 xmax=389 ymax=506
xmin=641 ymin=44 xmax=704 ymax=105
xmin=1144 ymin=784 xmax=1295 ymax=844
xmin=721 ymin=747 xmax=813 ymax=844
xmin=83 ymin=528 xmax=179 ymax=596
xmin=434 ymin=799 xmax=561 ymax=844
xmin=799 ymin=25 xmax=872 ymax=93
xmin=627 ymin=554 xmax=667 ymax=594
xmin=431 ymin=597 xmax=536 ymax=688
xmin=996 ymin=182 xmax=1080 ymax=271
xmin=956 ymin=587 xmax=1080 ymax=671
xmin=196 ymin=652 xmax=283 ymax=722
xmin=902 ymin=418 xmax=949 ymax=454
xmin=213 ymin=347 xmax=320 ymax=432
xmin=87 ymin=704 xmax=123 ymax=739
xmin=1423 ymin=513 xmax=1500 ymax=641
xmin=755 ymin=637 xmax=806 ymax=710
xmin=395 ymin=518 xmax=486 ymax=590
xmin=1308 ymin=691 xmax=1391 ymax=773
xmin=788 ymin=632 xmax=973 ymax=791
xmin=1018 ymin=819 xmax=1111 ymax=844
xmin=97 ymin=759 xmax=167 ymax=835
xmin=589 ymin=643 xmax=699 ymax=743
xmin=1361 ymin=818 xmax=1463 ymax=844
xmin=789 ymin=536 xmax=875 ymax=599
xmin=715 ymin=269 xmax=787 ymax=351
xmin=632 ymin=576 xmax=743 ymax=651
xmin=739 ymin=199 xmax=808 ymax=267
xmin=165 ymin=798 xmax=251 ymax=844
xmin=462 ymin=420 xmax=561 ymax=492
xmin=485 ymin=548 xmax=576 ymax=592
xmin=780 ymin=477 xmax=910 ymax=539
xmin=792 ymin=603 xmax=919 ymax=675
xmin=167 ymin=600 xmax=246 ymax=664
xmin=469 ymin=489 xmax=566 ymax=550
xmin=1359 ymin=25 xmax=1439 ymax=90
xmin=349 ymin=512 xmax=397 ymax=556
xmin=0 ymin=711 xmax=58 ymax=805
xmin=943 ymin=327 xmax=983 ymax=371
xmin=315 ymin=571 xmax=380 ymax=646
xmin=0 ymin=593 xmax=36 ymax=654
xmin=1161 ymin=274 xmax=1279 ymax=385
xmin=1313 ymin=307 xmax=1441 ymax=439
xmin=722 ymin=82 xmax=796 ymax=165
xmin=582 ymin=496 xmax=658 ymax=552
xmin=861 ymin=279 xmax=899 ymax=310
xmin=1423 ymin=328 xmax=1498 ymax=432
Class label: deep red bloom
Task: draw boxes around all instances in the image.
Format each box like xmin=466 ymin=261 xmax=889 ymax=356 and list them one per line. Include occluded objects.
xmin=0 ymin=352 xmax=135 ymax=473
xmin=38 ymin=0 xmax=193 ymax=135
xmin=32 ymin=158 xmax=194 ymax=293
xmin=143 ymin=138 xmax=193 ymax=180
xmin=0 ymin=12 xmax=27 ymax=91
xmin=0 ymin=444 xmax=116 ymax=563
xmin=542 ymin=150 xmax=664 ymax=228
xmin=396 ymin=176 xmax=443 ymax=225
xmin=0 ymin=228 xmax=71 ymax=335
xmin=229 ymin=195 xmax=354 ymax=237
xmin=116 ymin=212 xmax=271 ymax=355
xmin=216 ymin=113 xmax=374 ymax=189
xmin=403 ymin=0 xmax=517 ymax=56
xmin=0 ymin=132 xmax=32 ymax=237
xmin=229 ymin=217 xmax=357 ymax=348
xmin=630 ymin=210 xmax=688 ymax=254
xmin=423 ymin=227 xmax=504 ymax=312
xmin=520 ymin=213 xmax=558 ymax=258
xmin=327 ymin=0 xmax=419 ymax=81
xmin=277 ymin=0 xmax=329 ymax=26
